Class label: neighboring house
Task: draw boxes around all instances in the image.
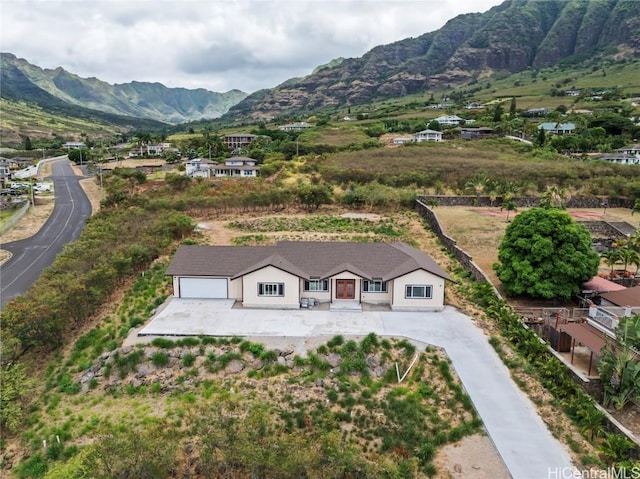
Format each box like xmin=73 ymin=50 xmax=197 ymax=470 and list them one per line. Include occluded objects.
xmin=166 ymin=241 xmax=453 ymax=311
xmin=460 ymin=127 xmax=493 ymax=140
xmin=0 ymin=159 xmax=11 ymax=186
xmin=391 ymin=129 xmax=442 ymax=144
xmin=524 ymin=108 xmax=550 ymax=117
xmin=147 ymin=143 xmax=177 ymax=156
xmin=565 ymin=89 xmax=581 ymax=97
xmin=212 ymin=157 xmax=259 ymax=178
xmin=413 ymin=129 xmax=443 ymax=142
xmin=63 ymin=142 xmax=86 ymax=149
xmin=619 ymin=144 xmax=640 ymax=156
xmin=596 ymin=153 xmax=640 ymax=165
xmin=279 ymin=122 xmax=312 ymax=132
xmin=184 ymin=158 xmax=216 ymax=178
xmin=434 ymin=115 xmax=465 ymax=126
xmin=463 ymin=102 xmax=484 ymax=110
xmin=224 ymin=133 xmax=257 ymax=151
xmin=426 ymin=102 xmax=454 ymax=110
xmin=537 ymin=122 xmax=576 ymax=135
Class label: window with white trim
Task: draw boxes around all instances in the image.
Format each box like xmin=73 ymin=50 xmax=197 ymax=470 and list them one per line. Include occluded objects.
xmin=363 ymin=280 xmax=387 ymax=293
xmin=304 ymin=280 xmax=328 ymax=292
xmin=405 ymin=285 xmax=432 ymax=299
xmin=258 ymin=283 xmax=284 ymax=296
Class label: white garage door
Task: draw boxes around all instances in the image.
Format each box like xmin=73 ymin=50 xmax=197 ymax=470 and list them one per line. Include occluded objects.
xmin=179 ymin=278 xmax=227 ymax=298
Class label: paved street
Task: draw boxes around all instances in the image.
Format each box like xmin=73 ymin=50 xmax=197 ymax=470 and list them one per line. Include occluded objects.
xmin=139 ymin=299 xmax=577 ymax=479
xmin=0 ymin=159 xmax=91 ymax=310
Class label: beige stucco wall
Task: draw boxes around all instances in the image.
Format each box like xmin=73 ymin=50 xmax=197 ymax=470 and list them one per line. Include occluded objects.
xmin=362 ymin=284 xmax=392 ymax=304
xmin=299 ymin=279 xmax=331 ymax=303
xmin=228 ymin=277 xmax=242 ymax=300
xmin=391 ymin=269 xmax=446 ymax=311
xmin=242 ymin=266 xmax=300 ymax=309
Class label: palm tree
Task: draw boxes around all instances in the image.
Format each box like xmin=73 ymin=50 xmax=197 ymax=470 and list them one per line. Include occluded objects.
xmin=578 ymin=407 xmax=606 ymax=440
xmin=500 ymin=181 xmax=519 ymax=202
xmin=500 ymin=200 xmax=517 ymax=222
xmin=601 ymin=250 xmax=623 ymax=276
xmin=540 ymin=185 xmax=569 ymax=209
xmin=488 ymin=186 xmax=499 ymax=207
xmin=465 ymin=173 xmax=489 ymax=206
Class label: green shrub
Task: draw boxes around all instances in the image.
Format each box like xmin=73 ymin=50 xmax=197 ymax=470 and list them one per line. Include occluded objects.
xmin=15 ymin=453 xmax=48 ymax=478
xmin=151 ymin=352 xmax=170 ymax=367
xmin=182 ymin=353 xmax=196 ymax=368
xmin=151 ymin=338 xmax=175 ymax=348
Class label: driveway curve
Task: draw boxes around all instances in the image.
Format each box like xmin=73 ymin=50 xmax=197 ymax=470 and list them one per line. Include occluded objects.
xmin=138 ymin=299 xmax=577 ymax=479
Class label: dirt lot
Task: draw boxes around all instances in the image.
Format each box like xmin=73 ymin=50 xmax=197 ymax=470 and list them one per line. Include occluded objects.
xmin=434 ymin=205 xmax=639 ymax=285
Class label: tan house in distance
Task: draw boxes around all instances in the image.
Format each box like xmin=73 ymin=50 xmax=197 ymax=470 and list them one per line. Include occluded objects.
xmin=166 ymin=241 xmax=453 ymax=311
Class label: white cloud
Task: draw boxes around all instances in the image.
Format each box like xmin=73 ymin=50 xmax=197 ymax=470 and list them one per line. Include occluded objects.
xmin=1 ymin=0 xmax=504 ymax=93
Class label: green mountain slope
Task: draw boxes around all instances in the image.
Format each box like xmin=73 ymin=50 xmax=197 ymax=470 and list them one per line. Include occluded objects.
xmin=226 ymin=0 xmax=640 ymax=120
xmin=1 ymin=53 xmax=248 ymax=124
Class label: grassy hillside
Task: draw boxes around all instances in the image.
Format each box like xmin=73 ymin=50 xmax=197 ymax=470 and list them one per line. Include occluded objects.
xmin=0 ymin=99 xmax=126 ymax=146
xmin=316 ymin=139 xmax=640 ymax=198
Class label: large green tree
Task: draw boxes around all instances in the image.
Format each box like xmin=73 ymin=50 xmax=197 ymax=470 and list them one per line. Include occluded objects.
xmin=493 ymin=208 xmax=599 ymax=300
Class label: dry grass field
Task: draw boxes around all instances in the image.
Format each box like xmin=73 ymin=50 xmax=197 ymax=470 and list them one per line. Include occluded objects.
xmin=434 ymin=206 xmax=639 ymax=286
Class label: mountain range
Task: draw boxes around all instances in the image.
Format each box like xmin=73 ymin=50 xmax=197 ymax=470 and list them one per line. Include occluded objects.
xmin=0 ymin=53 xmax=247 ymax=125
xmin=1 ymin=0 xmax=639 ymax=132
xmin=226 ymin=0 xmax=640 ymax=120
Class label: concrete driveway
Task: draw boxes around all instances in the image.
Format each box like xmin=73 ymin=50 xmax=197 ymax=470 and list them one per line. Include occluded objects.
xmin=138 ymin=299 xmax=577 ymax=479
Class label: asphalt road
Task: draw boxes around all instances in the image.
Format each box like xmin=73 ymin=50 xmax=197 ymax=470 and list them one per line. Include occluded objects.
xmin=0 ymin=158 xmax=92 ymax=310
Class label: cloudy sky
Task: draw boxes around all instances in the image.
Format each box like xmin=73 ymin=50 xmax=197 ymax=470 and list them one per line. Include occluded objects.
xmin=2 ymin=0 xmax=503 ymax=94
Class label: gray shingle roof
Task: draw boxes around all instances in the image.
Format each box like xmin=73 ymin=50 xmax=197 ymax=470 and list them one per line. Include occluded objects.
xmin=166 ymin=241 xmax=453 ymax=282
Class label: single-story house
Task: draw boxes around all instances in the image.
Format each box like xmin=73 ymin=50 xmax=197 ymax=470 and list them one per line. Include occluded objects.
xmin=523 ymin=108 xmax=550 ymax=117
xmin=460 ymin=127 xmax=493 ymax=140
xmin=596 ymin=153 xmax=640 ymax=165
xmin=392 ymin=137 xmax=414 ymax=145
xmin=618 ymin=144 xmax=640 ymax=156
xmin=63 ymin=142 xmax=86 ymax=149
xmin=537 ymin=122 xmax=576 ymax=135
xmin=279 ymin=122 xmax=312 ymax=132
xmin=392 ymin=130 xmax=442 ymax=144
xmin=212 ymin=157 xmax=259 ymax=178
xmin=413 ymin=129 xmax=443 ymax=142
xmin=434 ymin=115 xmax=465 ymax=126
xmin=166 ymin=241 xmax=453 ymax=311
xmin=599 ymin=286 xmax=640 ymax=309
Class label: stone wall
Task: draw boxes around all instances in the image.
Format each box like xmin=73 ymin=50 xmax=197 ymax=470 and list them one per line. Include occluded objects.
xmin=418 ymin=195 xmax=634 ymax=209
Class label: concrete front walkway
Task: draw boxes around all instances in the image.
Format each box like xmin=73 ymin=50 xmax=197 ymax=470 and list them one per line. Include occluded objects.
xmin=139 ymin=299 xmax=576 ymax=479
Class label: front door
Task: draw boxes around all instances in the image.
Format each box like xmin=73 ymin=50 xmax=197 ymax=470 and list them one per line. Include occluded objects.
xmin=335 ymin=279 xmax=356 ymax=299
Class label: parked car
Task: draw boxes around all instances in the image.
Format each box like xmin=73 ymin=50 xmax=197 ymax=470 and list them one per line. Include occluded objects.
xmin=1 ymin=188 xmax=24 ymax=196
xmin=34 ymin=183 xmax=52 ymax=192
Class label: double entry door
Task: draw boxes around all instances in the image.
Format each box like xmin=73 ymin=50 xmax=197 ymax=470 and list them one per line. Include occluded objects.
xmin=335 ymin=279 xmax=356 ymax=300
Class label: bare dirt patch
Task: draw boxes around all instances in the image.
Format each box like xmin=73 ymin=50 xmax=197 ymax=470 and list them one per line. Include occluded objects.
xmin=435 ymin=434 xmax=510 ymax=479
